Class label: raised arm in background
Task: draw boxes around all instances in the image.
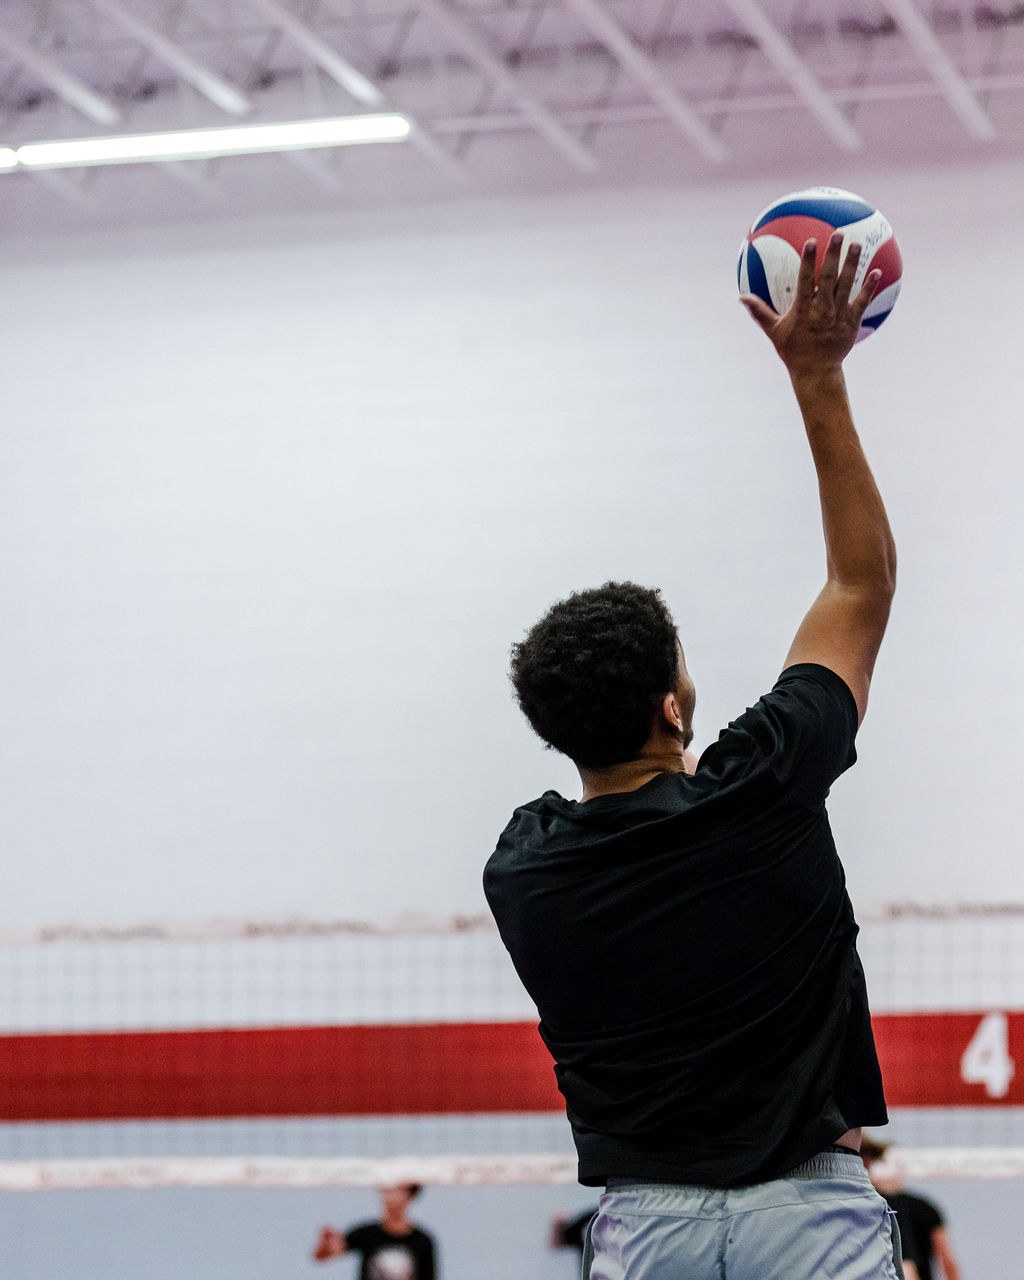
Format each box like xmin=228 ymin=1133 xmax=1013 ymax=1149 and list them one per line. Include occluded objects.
xmin=313 ymin=1227 xmax=347 ymax=1262
xmin=741 ymin=232 xmax=897 ymax=724
xmin=930 ymin=1226 xmax=962 ymax=1280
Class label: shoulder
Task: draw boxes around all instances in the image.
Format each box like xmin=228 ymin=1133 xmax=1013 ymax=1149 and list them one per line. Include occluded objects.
xmin=708 ymin=663 xmax=854 ymax=754
xmin=485 ymin=791 xmax=573 ymax=878
xmin=698 ymin=663 xmax=858 ymax=807
xmin=409 ymin=1227 xmax=436 ymax=1254
xmin=499 ymin=790 xmax=571 ymax=833
xmin=746 ymin=664 xmax=857 ymax=737
xmin=493 ymin=791 xmax=571 ymax=841
xmin=343 ymin=1223 xmax=379 ymax=1248
xmin=778 ymin=662 xmax=858 ymax=707
xmin=902 ymin=1191 xmax=945 ymax=1228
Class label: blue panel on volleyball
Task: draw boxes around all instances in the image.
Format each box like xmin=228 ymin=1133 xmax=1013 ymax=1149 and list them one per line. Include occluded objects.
xmin=743 ymin=242 xmax=771 ymax=309
xmin=752 ymin=194 xmax=875 ymax=233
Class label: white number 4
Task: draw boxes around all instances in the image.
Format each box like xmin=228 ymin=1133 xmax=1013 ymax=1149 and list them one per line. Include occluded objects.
xmin=960 ymin=1012 xmax=1016 ymax=1099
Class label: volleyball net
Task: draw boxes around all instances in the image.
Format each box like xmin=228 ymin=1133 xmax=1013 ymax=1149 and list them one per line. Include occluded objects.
xmin=1 ymin=903 xmax=1022 ymax=1190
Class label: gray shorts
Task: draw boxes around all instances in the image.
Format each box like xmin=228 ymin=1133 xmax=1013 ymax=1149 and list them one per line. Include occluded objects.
xmin=581 ymin=1150 xmax=904 ymax=1280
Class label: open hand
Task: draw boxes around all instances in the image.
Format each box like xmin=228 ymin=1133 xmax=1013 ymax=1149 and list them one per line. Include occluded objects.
xmin=740 ymin=232 xmax=881 ymax=377
xmin=313 ymin=1228 xmax=344 ymax=1261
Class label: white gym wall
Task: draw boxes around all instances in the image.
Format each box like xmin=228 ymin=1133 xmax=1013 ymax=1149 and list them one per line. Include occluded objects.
xmin=1 ymin=158 xmax=1017 ymax=927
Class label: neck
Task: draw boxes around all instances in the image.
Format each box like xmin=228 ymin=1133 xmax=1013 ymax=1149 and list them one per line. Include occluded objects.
xmin=382 ymin=1209 xmax=410 ymax=1234
xmin=579 ymin=748 xmax=686 ymax=802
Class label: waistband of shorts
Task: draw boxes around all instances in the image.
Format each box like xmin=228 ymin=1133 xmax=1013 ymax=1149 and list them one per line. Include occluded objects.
xmin=605 ymin=1146 xmax=865 ymax=1192
xmin=785 ymin=1147 xmax=865 ymax=1180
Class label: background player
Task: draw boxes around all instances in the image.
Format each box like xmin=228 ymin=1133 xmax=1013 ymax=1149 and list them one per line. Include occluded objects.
xmin=863 ymin=1138 xmax=963 ymax=1280
xmin=313 ymin=1183 xmax=437 ymax=1279
xmin=550 ymin=1206 xmax=598 ymax=1263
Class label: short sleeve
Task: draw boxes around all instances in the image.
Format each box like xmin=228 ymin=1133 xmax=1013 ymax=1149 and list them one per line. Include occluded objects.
xmin=708 ymin=664 xmax=858 ymax=810
xmin=343 ymin=1224 xmax=375 ymax=1252
xmin=561 ymin=1211 xmax=594 ymax=1248
xmin=419 ymin=1232 xmax=437 ymax=1280
xmin=912 ymin=1194 xmax=944 ymax=1233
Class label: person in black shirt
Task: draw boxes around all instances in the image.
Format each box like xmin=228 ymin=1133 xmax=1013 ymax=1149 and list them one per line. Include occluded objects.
xmin=313 ymin=1183 xmax=436 ymax=1279
xmin=551 ymin=1207 xmax=599 ymax=1257
xmin=485 ymin=235 xmax=902 ymax=1279
xmin=863 ymin=1138 xmax=963 ymax=1280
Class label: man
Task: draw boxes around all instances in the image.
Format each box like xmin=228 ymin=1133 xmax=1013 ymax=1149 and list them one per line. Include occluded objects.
xmin=313 ymin=1183 xmax=436 ymax=1280
xmin=863 ymin=1138 xmax=964 ymax=1280
xmin=484 ymin=235 xmax=902 ymax=1279
xmin=551 ymin=1207 xmax=599 ymax=1261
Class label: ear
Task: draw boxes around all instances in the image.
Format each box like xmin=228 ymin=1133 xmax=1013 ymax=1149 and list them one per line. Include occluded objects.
xmin=661 ymin=692 xmax=684 ymax=733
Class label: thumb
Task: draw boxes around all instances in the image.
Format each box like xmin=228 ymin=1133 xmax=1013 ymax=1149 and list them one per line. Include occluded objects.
xmin=738 ymin=293 xmax=777 ymax=332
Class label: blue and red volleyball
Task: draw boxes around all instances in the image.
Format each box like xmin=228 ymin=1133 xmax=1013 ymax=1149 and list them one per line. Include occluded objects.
xmin=738 ymin=187 xmax=903 ymax=342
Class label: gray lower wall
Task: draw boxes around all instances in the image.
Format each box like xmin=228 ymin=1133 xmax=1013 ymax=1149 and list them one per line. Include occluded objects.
xmin=0 ymin=1174 xmax=1009 ymax=1280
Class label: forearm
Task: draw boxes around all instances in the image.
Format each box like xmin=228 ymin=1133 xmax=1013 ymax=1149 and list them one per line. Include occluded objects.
xmin=931 ymin=1230 xmax=961 ymax=1280
xmin=791 ymin=367 xmax=896 ymax=596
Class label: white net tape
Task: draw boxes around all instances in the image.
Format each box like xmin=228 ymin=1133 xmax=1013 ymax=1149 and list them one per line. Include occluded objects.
xmin=1 ymin=900 xmax=1023 ymax=949
xmin=0 ymin=1153 xmax=579 ymax=1192
xmin=0 ymin=911 xmax=499 ymax=948
xmin=2 ymin=1147 xmax=1024 ymax=1191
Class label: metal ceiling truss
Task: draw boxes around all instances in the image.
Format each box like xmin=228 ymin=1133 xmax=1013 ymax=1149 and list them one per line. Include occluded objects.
xmin=720 ymin=0 xmax=863 ymax=150
xmin=0 ymin=0 xmax=1022 ymax=210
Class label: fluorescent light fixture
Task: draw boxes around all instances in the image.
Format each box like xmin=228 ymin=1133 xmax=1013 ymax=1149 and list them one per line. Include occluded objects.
xmin=0 ymin=148 xmax=17 ymax=170
xmin=14 ymin=114 xmax=412 ymax=169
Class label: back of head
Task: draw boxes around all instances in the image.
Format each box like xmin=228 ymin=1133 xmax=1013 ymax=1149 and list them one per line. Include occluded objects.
xmin=510 ymin=581 xmax=680 ymax=768
xmin=379 ymin=1182 xmax=422 ymax=1213
xmin=859 ymin=1137 xmax=889 ymax=1164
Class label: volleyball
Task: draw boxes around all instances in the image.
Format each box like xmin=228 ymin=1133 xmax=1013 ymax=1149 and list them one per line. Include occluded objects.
xmin=737 ymin=186 xmax=902 ymax=341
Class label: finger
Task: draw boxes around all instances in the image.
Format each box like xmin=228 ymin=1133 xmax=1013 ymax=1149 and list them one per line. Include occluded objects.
xmin=817 ymin=231 xmax=844 ymax=301
xmin=835 ymin=239 xmax=862 ymax=314
xmin=850 ymin=268 xmax=882 ymax=321
xmin=738 ymin=294 xmax=778 ymax=333
xmin=791 ymin=238 xmax=818 ymax=314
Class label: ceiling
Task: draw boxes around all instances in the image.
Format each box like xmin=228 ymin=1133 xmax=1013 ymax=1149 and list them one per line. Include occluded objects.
xmin=2 ymin=0 xmax=1024 ymax=233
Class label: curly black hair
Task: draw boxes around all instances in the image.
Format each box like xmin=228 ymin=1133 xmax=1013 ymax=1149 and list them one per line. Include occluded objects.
xmin=510 ymin=581 xmax=681 ymax=768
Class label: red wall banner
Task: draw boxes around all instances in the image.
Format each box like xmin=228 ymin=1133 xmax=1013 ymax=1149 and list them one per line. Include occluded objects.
xmin=0 ymin=1023 xmax=560 ymax=1121
xmin=873 ymin=1010 xmax=1020 ymax=1106
xmin=0 ymin=1012 xmax=1020 ymax=1122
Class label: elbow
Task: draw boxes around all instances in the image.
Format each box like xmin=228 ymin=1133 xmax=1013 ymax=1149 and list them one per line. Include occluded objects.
xmin=826 ymin=530 xmax=897 ymax=600
xmin=871 ymin=570 xmax=896 ymax=618
xmin=828 ymin=557 xmax=896 ymax=603
xmin=883 ymin=539 xmax=898 ymax=597
xmin=879 ymin=556 xmax=897 ymax=604
xmin=870 ymin=535 xmax=898 ymax=602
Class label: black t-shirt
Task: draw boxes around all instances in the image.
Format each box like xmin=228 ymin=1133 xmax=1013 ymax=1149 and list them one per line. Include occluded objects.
xmin=344 ymin=1223 xmax=436 ymax=1280
xmin=556 ymin=1209 xmax=597 ymax=1253
xmin=485 ymin=664 xmax=887 ymax=1188
xmin=885 ymin=1192 xmax=944 ymax=1280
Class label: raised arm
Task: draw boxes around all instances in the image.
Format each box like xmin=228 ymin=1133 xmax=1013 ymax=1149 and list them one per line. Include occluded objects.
xmin=741 ymin=232 xmax=896 ymax=724
xmin=930 ymin=1226 xmax=961 ymax=1280
xmin=312 ymin=1228 xmax=348 ymax=1263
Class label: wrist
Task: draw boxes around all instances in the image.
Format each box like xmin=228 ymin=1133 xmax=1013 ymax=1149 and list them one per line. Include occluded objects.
xmin=788 ymin=364 xmax=846 ymax=396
